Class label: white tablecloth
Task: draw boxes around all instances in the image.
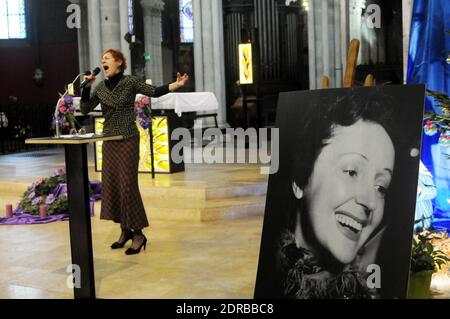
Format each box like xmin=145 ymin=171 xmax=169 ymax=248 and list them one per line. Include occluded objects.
xmin=75 ymin=92 xmax=219 ymax=117
xmin=148 ymin=92 xmax=219 ymax=117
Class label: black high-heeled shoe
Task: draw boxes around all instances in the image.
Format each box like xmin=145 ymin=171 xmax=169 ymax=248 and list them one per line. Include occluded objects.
xmin=125 ymin=236 xmax=147 ymax=255
xmin=111 ymin=230 xmax=133 ymax=249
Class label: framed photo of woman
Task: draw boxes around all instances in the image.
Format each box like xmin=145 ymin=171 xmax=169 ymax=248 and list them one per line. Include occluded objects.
xmin=254 ymin=85 xmax=425 ymax=299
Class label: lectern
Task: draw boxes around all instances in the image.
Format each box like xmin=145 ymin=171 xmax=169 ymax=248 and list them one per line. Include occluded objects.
xmin=25 ymin=134 xmax=123 ymax=299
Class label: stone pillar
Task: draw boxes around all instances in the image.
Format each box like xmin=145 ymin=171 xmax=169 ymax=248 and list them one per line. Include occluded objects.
xmin=68 ymin=0 xmax=90 ymax=75
xmin=348 ymin=0 xmax=364 ymax=64
xmin=193 ymin=0 xmax=227 ymax=126
xmin=340 ymin=0 xmax=350 ymax=73
xmin=119 ymin=0 xmax=132 ymax=75
xmin=349 ymin=0 xmax=386 ymax=65
xmin=141 ymin=0 xmax=165 ymax=86
xmin=100 ymin=0 xmax=121 ymax=52
xmin=87 ymin=0 xmax=102 ymax=71
xmin=307 ymin=0 xmax=343 ymax=89
xmin=402 ymin=0 xmax=414 ymax=83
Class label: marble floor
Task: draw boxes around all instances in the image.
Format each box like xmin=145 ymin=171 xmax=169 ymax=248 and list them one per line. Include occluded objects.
xmin=1 ymin=147 xmax=450 ymax=299
xmin=0 ymin=146 xmax=266 ymax=299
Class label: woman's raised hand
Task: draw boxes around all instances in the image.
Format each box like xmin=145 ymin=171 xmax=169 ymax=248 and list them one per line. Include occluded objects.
xmin=176 ymin=72 xmax=189 ymax=86
xmin=169 ymin=72 xmax=189 ymax=91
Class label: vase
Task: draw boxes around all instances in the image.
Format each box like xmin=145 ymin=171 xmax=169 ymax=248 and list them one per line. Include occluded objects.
xmin=407 ymin=270 xmax=434 ymax=299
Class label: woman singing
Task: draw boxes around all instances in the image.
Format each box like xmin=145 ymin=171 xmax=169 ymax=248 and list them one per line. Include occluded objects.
xmin=80 ymin=48 xmax=188 ymax=255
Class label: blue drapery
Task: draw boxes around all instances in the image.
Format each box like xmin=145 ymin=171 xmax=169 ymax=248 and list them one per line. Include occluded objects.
xmin=407 ymin=0 xmax=450 ymax=226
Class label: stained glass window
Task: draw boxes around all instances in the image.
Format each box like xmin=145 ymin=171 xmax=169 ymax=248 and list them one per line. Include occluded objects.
xmin=128 ymin=0 xmax=134 ymax=34
xmin=0 ymin=0 xmax=26 ymax=39
xmin=179 ymin=0 xmax=193 ymax=43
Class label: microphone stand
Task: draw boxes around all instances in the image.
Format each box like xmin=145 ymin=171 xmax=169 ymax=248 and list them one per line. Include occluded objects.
xmin=54 ymin=73 xmax=84 ymax=137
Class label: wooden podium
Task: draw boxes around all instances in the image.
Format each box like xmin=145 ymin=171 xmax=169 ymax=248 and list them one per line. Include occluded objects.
xmin=25 ymin=134 xmax=122 ymax=299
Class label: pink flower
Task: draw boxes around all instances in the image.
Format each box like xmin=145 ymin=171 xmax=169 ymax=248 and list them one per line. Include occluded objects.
xmin=142 ymin=97 xmax=149 ymax=105
xmin=54 ymin=168 xmax=65 ymax=176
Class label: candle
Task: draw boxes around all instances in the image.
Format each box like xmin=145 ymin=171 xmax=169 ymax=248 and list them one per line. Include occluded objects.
xmin=39 ymin=205 xmax=48 ymax=219
xmin=54 ymin=168 xmax=65 ymax=176
xmin=68 ymin=83 xmax=74 ymax=96
xmin=5 ymin=204 xmax=13 ymax=218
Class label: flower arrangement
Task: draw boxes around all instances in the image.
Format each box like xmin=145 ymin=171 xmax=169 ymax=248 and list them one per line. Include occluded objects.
xmin=134 ymin=96 xmax=152 ymax=129
xmin=52 ymin=96 xmax=76 ymax=131
xmin=18 ymin=169 xmax=69 ymax=215
xmin=425 ymin=89 xmax=450 ymax=149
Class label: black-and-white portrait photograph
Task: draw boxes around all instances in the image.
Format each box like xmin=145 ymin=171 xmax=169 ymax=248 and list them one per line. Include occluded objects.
xmin=254 ymin=85 xmax=426 ymax=299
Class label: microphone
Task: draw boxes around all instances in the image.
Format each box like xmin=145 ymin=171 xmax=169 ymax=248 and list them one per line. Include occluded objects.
xmin=80 ymin=67 xmax=101 ymax=89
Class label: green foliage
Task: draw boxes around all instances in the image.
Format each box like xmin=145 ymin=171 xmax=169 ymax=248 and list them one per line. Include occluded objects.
xmin=410 ymin=231 xmax=450 ymax=273
xmin=17 ymin=173 xmax=92 ymax=216
xmin=425 ymin=89 xmax=450 ymax=129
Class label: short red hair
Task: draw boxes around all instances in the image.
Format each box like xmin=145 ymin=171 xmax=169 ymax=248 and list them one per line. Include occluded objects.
xmin=102 ymin=49 xmax=127 ymax=72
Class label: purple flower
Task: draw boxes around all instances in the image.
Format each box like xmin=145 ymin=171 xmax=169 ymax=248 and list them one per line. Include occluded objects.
xmin=31 ymin=197 xmax=41 ymax=205
xmin=28 ymin=191 xmax=36 ymax=200
xmin=140 ymin=119 xmax=151 ymax=129
xmin=64 ymin=96 xmax=73 ymax=103
xmin=45 ymin=194 xmax=56 ymax=205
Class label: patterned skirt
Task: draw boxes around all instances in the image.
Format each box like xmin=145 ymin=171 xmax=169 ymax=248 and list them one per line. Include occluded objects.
xmin=100 ymin=135 xmax=149 ymax=230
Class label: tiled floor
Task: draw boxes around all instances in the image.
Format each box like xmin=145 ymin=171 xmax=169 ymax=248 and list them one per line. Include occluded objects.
xmin=1 ymin=147 xmax=449 ymax=299
xmin=0 ymin=146 xmax=265 ymax=299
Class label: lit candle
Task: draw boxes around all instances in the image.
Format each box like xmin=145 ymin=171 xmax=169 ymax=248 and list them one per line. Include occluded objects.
xmin=39 ymin=205 xmax=48 ymax=219
xmin=5 ymin=204 xmax=13 ymax=218
xmin=54 ymin=168 xmax=65 ymax=176
xmin=68 ymin=83 xmax=74 ymax=96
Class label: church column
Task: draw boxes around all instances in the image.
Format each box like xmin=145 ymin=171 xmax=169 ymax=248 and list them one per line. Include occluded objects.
xmin=402 ymin=0 xmax=414 ymax=83
xmin=193 ymin=0 xmax=228 ymax=126
xmin=119 ymin=0 xmax=132 ymax=75
xmin=307 ymin=0 xmax=343 ymax=89
xmin=100 ymin=0 xmax=121 ymax=52
xmin=87 ymin=0 xmax=102 ymax=70
xmin=140 ymin=0 xmax=165 ymax=85
xmin=68 ymin=0 xmax=89 ymax=74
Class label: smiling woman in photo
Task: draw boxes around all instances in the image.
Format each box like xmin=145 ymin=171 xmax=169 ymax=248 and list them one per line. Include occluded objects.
xmin=255 ymin=85 xmax=425 ymax=299
xmin=278 ymin=88 xmax=399 ymax=299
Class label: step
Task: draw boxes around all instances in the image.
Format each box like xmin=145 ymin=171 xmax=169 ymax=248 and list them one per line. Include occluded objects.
xmin=205 ymin=183 xmax=267 ymax=199
xmin=0 ymin=194 xmax=23 ymax=214
xmin=139 ymin=182 xmax=267 ymax=201
xmin=0 ymin=177 xmax=268 ymax=222
xmin=145 ymin=196 xmax=266 ymax=221
xmin=94 ymin=195 xmax=266 ymax=222
xmin=0 ymin=181 xmax=30 ymax=197
xmin=0 ymin=179 xmax=268 ymax=202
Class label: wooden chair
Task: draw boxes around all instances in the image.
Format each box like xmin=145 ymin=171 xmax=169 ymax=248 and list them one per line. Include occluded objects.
xmin=322 ymin=39 xmax=375 ymax=89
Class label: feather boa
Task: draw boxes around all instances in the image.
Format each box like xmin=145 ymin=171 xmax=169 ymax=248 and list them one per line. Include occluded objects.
xmin=279 ymin=230 xmax=378 ymax=299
